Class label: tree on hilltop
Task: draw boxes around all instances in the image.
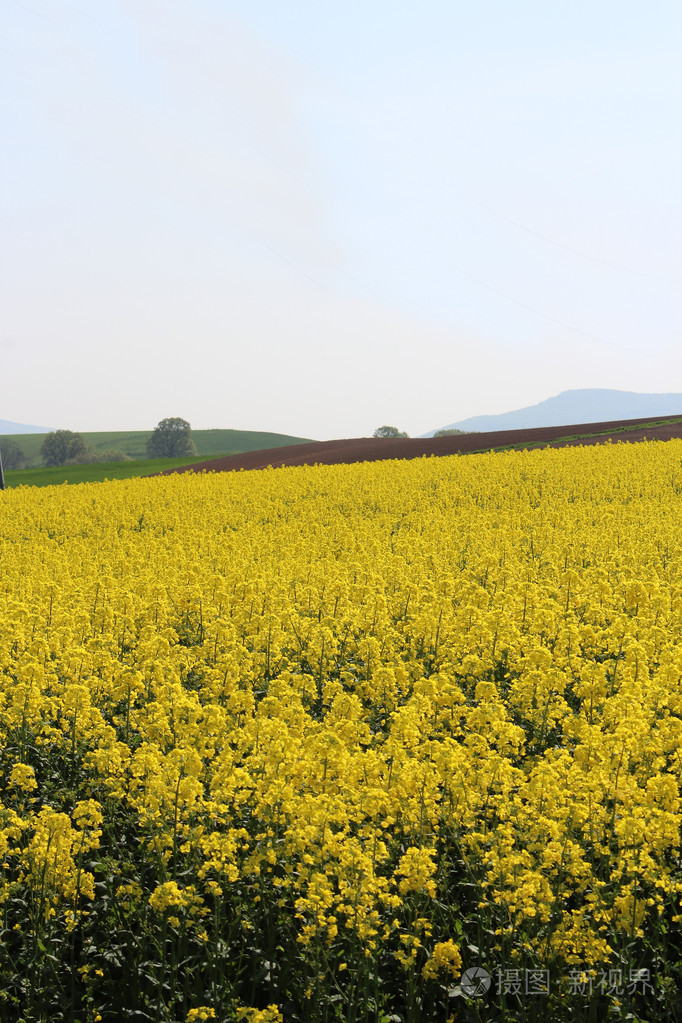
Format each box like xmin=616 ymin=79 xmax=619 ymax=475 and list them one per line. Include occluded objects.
xmin=146 ymin=418 xmax=197 ymax=459
xmin=0 ymin=438 xmax=27 ymax=470
xmin=40 ymin=430 xmax=89 ymax=467
xmin=373 ymin=425 xmax=409 ymax=439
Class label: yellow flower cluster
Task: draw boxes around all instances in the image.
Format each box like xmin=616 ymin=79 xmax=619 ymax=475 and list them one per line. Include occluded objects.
xmin=186 ymin=1007 xmax=216 ymax=1021
xmin=235 ymin=1007 xmax=283 ymax=1023
xmin=422 ymin=939 xmax=463 ymax=980
xmin=1 ymin=438 xmax=682 ymax=1017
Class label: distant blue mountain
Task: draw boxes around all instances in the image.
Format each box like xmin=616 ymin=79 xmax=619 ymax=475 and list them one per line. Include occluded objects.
xmin=0 ymin=419 xmax=52 ymax=435
xmin=425 ymin=389 xmax=682 ymax=436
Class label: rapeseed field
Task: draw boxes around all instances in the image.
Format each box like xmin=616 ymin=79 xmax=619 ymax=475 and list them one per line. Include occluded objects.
xmin=1 ymin=441 xmax=681 ymax=1022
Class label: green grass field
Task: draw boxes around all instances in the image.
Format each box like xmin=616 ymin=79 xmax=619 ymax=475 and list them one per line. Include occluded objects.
xmin=0 ymin=427 xmax=313 ymax=480
xmin=3 ymin=456 xmax=215 ymax=488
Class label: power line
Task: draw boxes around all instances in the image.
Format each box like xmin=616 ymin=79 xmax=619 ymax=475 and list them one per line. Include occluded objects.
xmin=462 ymin=193 xmax=681 ymax=287
xmin=437 ymin=252 xmax=644 ymax=355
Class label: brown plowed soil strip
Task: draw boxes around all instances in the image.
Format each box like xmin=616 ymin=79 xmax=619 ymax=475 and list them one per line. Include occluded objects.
xmin=155 ymin=415 xmax=682 ymax=477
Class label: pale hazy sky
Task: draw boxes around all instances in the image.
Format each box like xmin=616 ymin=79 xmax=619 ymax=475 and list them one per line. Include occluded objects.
xmin=2 ymin=0 xmax=681 ymax=439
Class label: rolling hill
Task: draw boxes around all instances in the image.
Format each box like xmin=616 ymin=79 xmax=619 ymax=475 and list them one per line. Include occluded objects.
xmin=156 ymin=414 xmax=682 ymax=477
xmin=0 ymin=428 xmax=314 ymax=468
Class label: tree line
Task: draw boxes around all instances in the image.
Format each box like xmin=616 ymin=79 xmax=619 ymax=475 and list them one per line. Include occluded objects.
xmin=2 ymin=421 xmax=465 ymax=473
xmin=0 ymin=418 xmax=196 ymax=469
